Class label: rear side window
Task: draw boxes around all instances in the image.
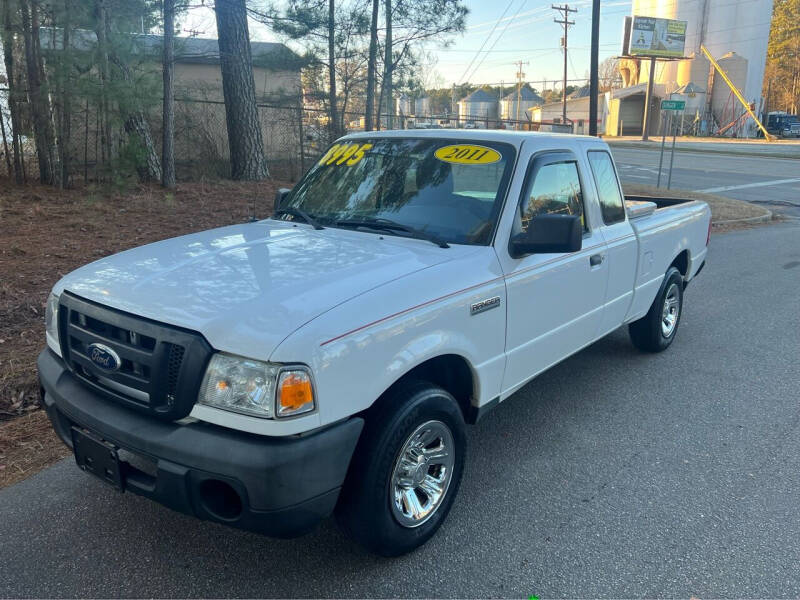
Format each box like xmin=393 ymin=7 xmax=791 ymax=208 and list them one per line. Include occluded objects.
xmin=587 ymin=150 xmax=626 ymax=224
xmin=520 ymin=160 xmax=585 ymax=232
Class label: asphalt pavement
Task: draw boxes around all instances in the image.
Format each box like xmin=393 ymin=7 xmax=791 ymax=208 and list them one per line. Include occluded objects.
xmin=610 ymin=146 xmax=800 ymax=218
xmin=2 ymin=223 xmax=800 ymax=598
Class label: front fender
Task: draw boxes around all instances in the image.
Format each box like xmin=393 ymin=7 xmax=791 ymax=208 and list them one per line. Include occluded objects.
xmin=270 ymin=248 xmax=507 ymax=428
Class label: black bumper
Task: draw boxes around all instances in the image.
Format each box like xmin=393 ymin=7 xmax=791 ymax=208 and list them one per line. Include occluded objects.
xmin=38 ymin=349 xmax=363 ymax=538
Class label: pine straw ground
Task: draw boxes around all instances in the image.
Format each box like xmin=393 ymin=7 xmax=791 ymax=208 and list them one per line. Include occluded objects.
xmin=0 ymin=178 xmax=768 ymax=488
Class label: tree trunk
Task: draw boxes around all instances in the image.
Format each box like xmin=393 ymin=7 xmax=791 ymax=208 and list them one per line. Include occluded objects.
xmin=161 ymin=0 xmax=176 ymax=188
xmin=383 ymin=0 xmax=392 ymax=130
xmin=327 ymin=0 xmax=338 ymax=140
xmin=213 ymin=0 xmax=268 ymax=180
xmin=20 ymin=0 xmax=59 ymax=185
xmin=0 ymin=104 xmax=11 ymax=175
xmin=364 ymin=0 xmax=379 ymax=131
xmin=2 ymin=0 xmax=23 ymax=182
xmin=375 ymin=73 xmax=384 ymax=131
xmin=59 ymin=0 xmax=72 ymax=186
xmin=125 ymin=112 xmax=162 ymax=181
xmin=94 ymin=0 xmax=111 ymax=170
xmin=110 ymin=54 xmax=162 ymax=182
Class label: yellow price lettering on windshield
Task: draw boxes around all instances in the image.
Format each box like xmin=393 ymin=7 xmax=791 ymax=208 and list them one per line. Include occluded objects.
xmin=318 ymin=142 xmax=373 ymax=167
xmin=434 ymin=144 xmax=501 ymax=165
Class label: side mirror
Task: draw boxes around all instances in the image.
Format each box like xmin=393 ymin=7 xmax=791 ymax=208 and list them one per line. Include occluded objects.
xmin=509 ymin=214 xmax=582 ymax=258
xmin=274 ymin=187 xmax=291 ymax=212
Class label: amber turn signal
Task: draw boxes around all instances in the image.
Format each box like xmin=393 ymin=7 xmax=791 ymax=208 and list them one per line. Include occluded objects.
xmin=276 ymin=370 xmax=315 ymax=417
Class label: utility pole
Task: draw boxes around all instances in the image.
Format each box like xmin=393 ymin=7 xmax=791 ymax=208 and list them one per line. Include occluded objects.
xmin=513 ymin=60 xmax=529 ymax=126
xmin=452 ymin=83 xmax=456 ymax=125
xmin=642 ymin=58 xmax=656 ymax=141
xmin=588 ymin=0 xmax=600 ymax=136
xmin=553 ymin=4 xmax=576 ymax=125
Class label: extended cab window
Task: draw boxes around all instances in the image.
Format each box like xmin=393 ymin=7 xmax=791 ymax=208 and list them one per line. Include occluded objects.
xmin=283 ymin=138 xmax=516 ymax=245
xmin=519 ymin=158 xmax=586 ymax=232
xmin=587 ymin=150 xmax=626 ymax=224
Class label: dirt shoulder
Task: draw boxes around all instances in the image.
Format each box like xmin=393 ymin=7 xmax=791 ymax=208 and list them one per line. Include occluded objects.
xmin=0 ymin=410 xmax=70 ymax=489
xmin=607 ymin=137 xmax=800 ymax=160
xmin=622 ymin=183 xmax=772 ymax=229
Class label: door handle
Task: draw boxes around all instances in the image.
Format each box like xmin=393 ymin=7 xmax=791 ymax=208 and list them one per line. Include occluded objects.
xmin=590 ymin=253 xmax=605 ymax=267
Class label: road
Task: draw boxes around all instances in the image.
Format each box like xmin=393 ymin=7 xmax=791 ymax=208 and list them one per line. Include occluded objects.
xmin=2 ymin=223 xmax=800 ymax=598
xmin=611 ymin=146 xmax=800 ymax=218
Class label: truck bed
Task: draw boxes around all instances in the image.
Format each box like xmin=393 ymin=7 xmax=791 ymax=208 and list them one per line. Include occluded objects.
xmin=620 ymin=194 xmax=711 ymax=324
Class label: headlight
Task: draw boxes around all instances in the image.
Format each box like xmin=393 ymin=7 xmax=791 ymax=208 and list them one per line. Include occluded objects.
xmin=45 ymin=293 xmax=61 ymax=356
xmin=198 ymin=353 xmax=315 ymax=419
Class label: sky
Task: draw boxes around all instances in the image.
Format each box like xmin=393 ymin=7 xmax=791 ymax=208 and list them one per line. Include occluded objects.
xmin=182 ymin=0 xmax=635 ymax=91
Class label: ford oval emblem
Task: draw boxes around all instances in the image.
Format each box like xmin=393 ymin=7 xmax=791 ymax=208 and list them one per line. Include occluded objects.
xmin=87 ymin=343 xmax=121 ymax=372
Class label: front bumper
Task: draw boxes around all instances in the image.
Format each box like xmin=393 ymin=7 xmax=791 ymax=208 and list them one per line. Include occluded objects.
xmin=38 ymin=349 xmax=363 ymax=538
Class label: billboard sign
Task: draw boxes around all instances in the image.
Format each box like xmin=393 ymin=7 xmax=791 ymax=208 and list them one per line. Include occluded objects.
xmin=629 ymin=16 xmax=687 ymax=58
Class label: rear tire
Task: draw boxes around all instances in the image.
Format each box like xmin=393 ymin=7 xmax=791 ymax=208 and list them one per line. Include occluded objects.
xmin=336 ymin=380 xmax=466 ymax=556
xmin=629 ymin=266 xmax=684 ymax=353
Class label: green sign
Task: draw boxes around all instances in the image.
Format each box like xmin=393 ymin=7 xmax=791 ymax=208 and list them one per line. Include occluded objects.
xmin=661 ymin=100 xmax=686 ymax=111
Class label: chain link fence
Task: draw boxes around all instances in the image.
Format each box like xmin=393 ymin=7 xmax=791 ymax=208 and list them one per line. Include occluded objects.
xmin=0 ymin=96 xmax=561 ymax=183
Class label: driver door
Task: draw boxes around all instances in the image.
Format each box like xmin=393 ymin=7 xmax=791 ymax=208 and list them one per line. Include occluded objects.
xmin=498 ymin=150 xmax=609 ymax=395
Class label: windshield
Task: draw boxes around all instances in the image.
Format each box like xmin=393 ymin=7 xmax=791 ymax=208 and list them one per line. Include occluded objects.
xmin=282 ymin=137 xmax=516 ymax=245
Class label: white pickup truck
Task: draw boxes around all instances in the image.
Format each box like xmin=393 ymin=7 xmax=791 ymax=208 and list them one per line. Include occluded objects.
xmin=39 ymin=130 xmax=710 ymax=556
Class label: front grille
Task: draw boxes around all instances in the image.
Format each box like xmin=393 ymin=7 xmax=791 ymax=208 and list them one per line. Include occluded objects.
xmin=58 ymin=292 xmax=212 ymax=420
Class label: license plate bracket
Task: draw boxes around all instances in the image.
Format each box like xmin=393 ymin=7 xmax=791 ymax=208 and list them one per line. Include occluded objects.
xmin=70 ymin=426 xmax=124 ymax=491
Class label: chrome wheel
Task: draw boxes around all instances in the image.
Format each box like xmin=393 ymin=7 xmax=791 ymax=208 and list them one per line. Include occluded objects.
xmin=661 ymin=282 xmax=680 ymax=338
xmin=390 ymin=420 xmax=455 ymax=528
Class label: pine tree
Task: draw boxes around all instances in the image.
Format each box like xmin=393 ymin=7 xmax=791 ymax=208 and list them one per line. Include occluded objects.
xmin=765 ymin=0 xmax=800 ymax=114
xmin=214 ymin=0 xmax=268 ymax=180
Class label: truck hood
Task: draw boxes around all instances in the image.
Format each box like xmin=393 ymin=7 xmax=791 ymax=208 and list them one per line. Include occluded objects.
xmin=54 ymin=220 xmax=474 ymax=359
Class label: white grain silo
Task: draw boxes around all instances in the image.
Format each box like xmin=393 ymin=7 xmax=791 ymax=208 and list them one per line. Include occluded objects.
xmin=457 ymin=89 xmax=499 ymax=124
xmin=711 ymin=52 xmax=749 ymax=128
xmin=395 ymin=94 xmax=412 ymax=117
xmin=501 ymin=85 xmax=544 ymax=121
xmin=632 ymin=0 xmax=773 ymax=130
xmin=415 ymin=96 xmax=431 ymax=116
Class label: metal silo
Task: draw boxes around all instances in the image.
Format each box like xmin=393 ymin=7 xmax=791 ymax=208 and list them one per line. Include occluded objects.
xmin=631 ymin=0 xmax=773 ymax=107
xmin=457 ymin=89 xmax=499 ymax=125
xmin=500 ymin=86 xmax=544 ymax=121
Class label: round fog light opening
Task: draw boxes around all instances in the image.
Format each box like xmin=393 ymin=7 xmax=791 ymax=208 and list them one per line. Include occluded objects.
xmin=198 ymin=479 xmax=243 ymax=521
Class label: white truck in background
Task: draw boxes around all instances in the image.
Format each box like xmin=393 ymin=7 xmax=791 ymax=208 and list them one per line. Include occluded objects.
xmin=39 ymin=130 xmax=710 ymax=556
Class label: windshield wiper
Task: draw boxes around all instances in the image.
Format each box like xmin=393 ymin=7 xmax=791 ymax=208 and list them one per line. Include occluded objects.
xmin=273 ymin=207 xmax=324 ymax=230
xmin=335 ymin=217 xmax=449 ymax=248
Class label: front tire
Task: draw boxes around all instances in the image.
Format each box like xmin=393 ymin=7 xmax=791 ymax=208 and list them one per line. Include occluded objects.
xmin=336 ymin=381 xmax=466 ymax=556
xmin=629 ymin=266 xmax=684 ymax=352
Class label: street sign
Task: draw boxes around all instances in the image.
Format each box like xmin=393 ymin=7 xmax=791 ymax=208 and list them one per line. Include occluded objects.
xmin=661 ymin=99 xmax=686 ymax=111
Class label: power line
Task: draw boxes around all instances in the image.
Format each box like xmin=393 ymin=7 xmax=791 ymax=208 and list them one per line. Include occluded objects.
xmin=456 ymin=0 xmax=515 ymax=84
xmin=463 ymin=0 xmax=530 ymax=84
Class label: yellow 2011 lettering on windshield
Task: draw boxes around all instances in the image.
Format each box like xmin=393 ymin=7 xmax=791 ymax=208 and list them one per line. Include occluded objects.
xmin=434 ymin=144 xmax=501 ymax=165
xmin=318 ymin=143 xmax=373 ymax=167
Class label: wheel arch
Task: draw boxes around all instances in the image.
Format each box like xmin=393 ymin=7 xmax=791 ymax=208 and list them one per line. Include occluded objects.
xmin=370 ymin=354 xmax=480 ymax=425
xmin=670 ymin=249 xmax=690 ymax=280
